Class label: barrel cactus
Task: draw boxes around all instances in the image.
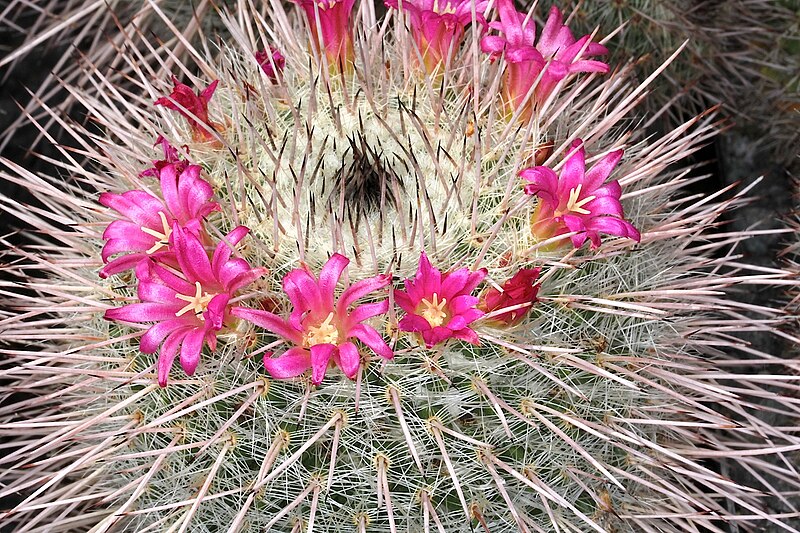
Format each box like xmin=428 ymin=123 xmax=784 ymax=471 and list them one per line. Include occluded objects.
xmin=1 ymin=1 xmax=798 ymax=532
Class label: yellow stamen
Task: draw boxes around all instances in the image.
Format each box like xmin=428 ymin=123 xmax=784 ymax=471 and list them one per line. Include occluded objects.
xmin=141 ymin=211 xmax=172 ymax=254
xmin=175 ymin=282 xmax=216 ymax=321
xmin=305 ymin=312 xmax=340 ymax=346
xmin=562 ymin=184 xmax=595 ymax=216
xmin=420 ymin=293 xmax=448 ymax=327
xmin=432 ymin=0 xmax=456 ymax=14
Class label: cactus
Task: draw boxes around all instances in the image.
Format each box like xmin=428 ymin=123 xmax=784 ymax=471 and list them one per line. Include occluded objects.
xmin=533 ymin=0 xmax=800 ymax=160
xmin=0 ymin=0 xmax=239 ymax=156
xmin=1 ymin=1 xmax=799 ymax=532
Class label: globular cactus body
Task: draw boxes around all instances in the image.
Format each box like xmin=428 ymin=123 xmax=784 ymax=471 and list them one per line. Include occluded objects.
xmin=0 ymin=1 xmax=798 ymax=533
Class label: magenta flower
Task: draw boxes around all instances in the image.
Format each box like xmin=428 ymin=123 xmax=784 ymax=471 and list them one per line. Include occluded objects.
xmin=293 ymin=0 xmax=355 ymax=71
xmin=384 ymin=0 xmax=487 ymax=72
xmin=521 ymin=139 xmax=640 ymax=249
xmin=139 ymin=136 xmax=189 ymax=178
xmin=99 ymin=163 xmax=220 ymax=278
xmin=255 ymin=47 xmax=286 ymax=80
xmin=232 ymin=254 xmax=393 ymax=385
xmin=480 ymin=0 xmax=609 ymax=118
xmin=105 ymin=225 xmax=266 ymax=386
xmin=154 ymin=77 xmax=221 ymax=143
xmin=480 ymin=268 xmax=540 ymax=326
xmin=395 ymin=252 xmax=487 ymax=348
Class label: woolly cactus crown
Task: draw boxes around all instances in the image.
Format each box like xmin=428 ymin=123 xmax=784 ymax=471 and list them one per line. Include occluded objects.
xmin=1 ymin=1 xmax=798 ymax=532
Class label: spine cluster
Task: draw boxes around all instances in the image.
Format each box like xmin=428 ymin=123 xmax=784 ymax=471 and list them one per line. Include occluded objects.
xmin=0 ymin=0 xmax=797 ymax=532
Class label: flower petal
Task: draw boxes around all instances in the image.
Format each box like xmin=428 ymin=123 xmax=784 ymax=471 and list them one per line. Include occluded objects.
xmin=584 ymin=150 xmax=623 ymax=191
xmin=349 ymin=323 xmax=393 ymax=359
xmin=348 ymin=300 xmax=390 ymax=325
xmin=232 ymin=307 xmax=304 ymax=345
xmin=105 ymin=303 xmax=181 ymax=324
xmin=318 ymin=253 xmax=349 ymax=310
xmin=264 ymin=347 xmax=312 ymax=380
xmin=310 ymin=343 xmax=336 ymax=385
xmin=157 ymin=328 xmax=190 ymax=387
xmin=179 ymin=328 xmax=206 ymax=376
xmin=336 ymin=341 xmax=361 ymax=379
xmin=173 ymin=225 xmax=215 ymax=285
xmin=338 ymin=273 xmax=390 ymax=311
xmin=399 ymin=313 xmax=433 ymax=333
xmin=141 ymin=319 xmax=185 ymax=353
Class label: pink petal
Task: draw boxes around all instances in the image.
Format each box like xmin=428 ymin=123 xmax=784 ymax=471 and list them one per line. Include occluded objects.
xmin=105 ymin=303 xmax=182 ymax=324
xmin=450 ymin=327 xmax=480 ymax=345
xmin=336 ymin=341 xmax=361 ymax=379
xmin=558 ymin=141 xmax=586 ymax=197
xmin=230 ymin=267 xmax=268 ymax=295
xmin=150 ymin=261 xmax=195 ymax=296
xmin=141 ymin=319 xmax=185 ymax=353
xmin=592 ymin=180 xmax=623 ymax=199
xmin=158 ymin=328 xmax=191 ymax=387
xmin=200 ymin=80 xmax=219 ymax=103
xmin=212 ymin=226 xmax=250 ymax=272
xmin=204 ymin=294 xmax=230 ymax=330
xmin=318 ymin=253 xmax=349 ymax=310
xmin=338 ymin=273 xmax=390 ymax=311
xmin=349 ymin=323 xmax=393 ymax=359
xmin=101 ymin=233 xmax=152 ymax=261
xmin=584 ymin=150 xmax=623 ymax=191
xmin=173 ymin=225 xmax=215 ymax=285
xmin=521 ymin=166 xmax=559 ymax=206
xmin=463 ymin=268 xmax=487 ymax=294
xmin=398 ymin=313 xmax=432 ymax=333
xmin=175 ymin=165 xmax=204 ymax=213
xmin=231 ymin=307 xmax=304 ymax=345
xmin=585 ymin=216 xmax=641 ymax=243
xmin=537 ymin=6 xmax=565 ymax=57
xmin=100 ymin=254 xmax=149 ymax=279
xmin=263 ymin=347 xmax=312 ymax=379
xmin=417 ymin=252 xmax=442 ymax=297
xmin=137 ymin=279 xmax=179 ymax=304
xmin=310 ymin=343 xmax=336 ymax=385
xmin=422 ymin=326 xmax=454 ymax=348
xmin=446 ymin=315 xmax=467 ymax=330
xmin=393 ymin=290 xmax=417 ymax=313
xmin=179 ymin=328 xmax=206 ymax=376
xmin=159 ymin=165 xmax=181 ymax=218
xmin=440 ymin=268 xmax=471 ymax=300
xmin=217 ymin=258 xmax=253 ymax=289
xmin=448 ymin=294 xmax=481 ymax=315
xmin=583 ymin=196 xmax=624 ymax=219
xmin=348 ymin=300 xmax=390 ymax=324
xmin=568 ymin=59 xmax=609 ymax=74
xmin=179 ymin=166 xmax=219 ymax=219
xmin=480 ymin=35 xmax=506 ymax=55
xmin=494 ymin=0 xmax=526 ymax=46
xmin=100 ymin=191 xmax=164 ymax=226
xmin=283 ymin=268 xmax=321 ymax=314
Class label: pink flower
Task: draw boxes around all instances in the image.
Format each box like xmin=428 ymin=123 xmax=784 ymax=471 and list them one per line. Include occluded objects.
xmin=104 ymin=226 xmax=266 ymax=387
xmin=139 ymin=136 xmax=189 ymax=178
xmin=232 ymin=254 xmax=392 ymax=385
xmin=480 ymin=0 xmax=608 ymax=118
xmin=99 ymin=163 xmax=220 ymax=278
xmin=293 ymin=0 xmax=355 ymax=71
xmin=255 ymin=47 xmax=286 ymax=80
xmin=384 ymin=0 xmax=488 ymax=72
xmin=521 ymin=139 xmax=640 ymax=249
xmin=154 ymin=77 xmax=221 ymax=143
xmin=480 ymin=268 xmax=540 ymax=325
xmin=395 ymin=252 xmax=487 ymax=348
